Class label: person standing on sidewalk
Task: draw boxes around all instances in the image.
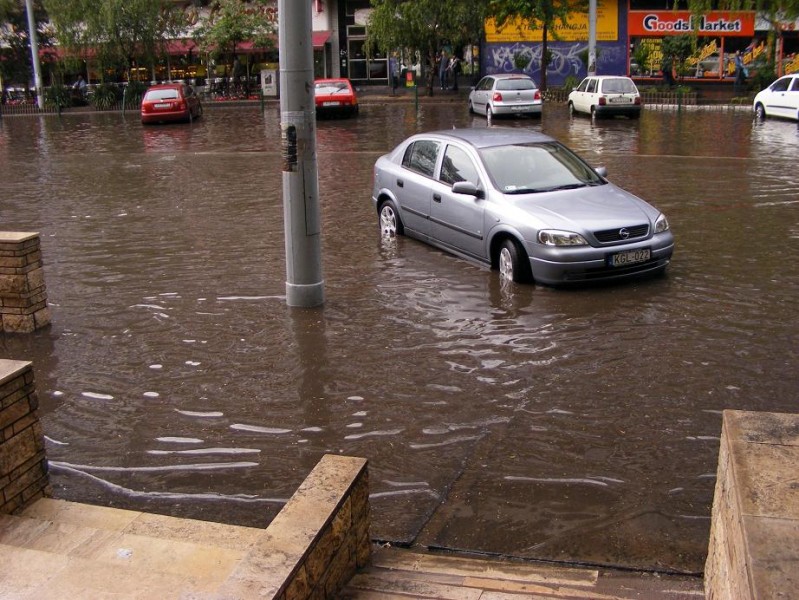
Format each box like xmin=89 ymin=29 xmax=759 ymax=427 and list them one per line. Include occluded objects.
xmin=448 ymin=55 xmax=461 ymax=91
xmin=439 ymin=50 xmax=449 ymax=90
xmin=733 ymin=50 xmax=747 ymax=95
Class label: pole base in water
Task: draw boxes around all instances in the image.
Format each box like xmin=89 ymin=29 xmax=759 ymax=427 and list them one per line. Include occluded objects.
xmin=286 ymin=280 xmax=325 ymax=308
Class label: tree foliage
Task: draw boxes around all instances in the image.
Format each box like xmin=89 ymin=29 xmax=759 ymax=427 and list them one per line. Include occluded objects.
xmin=0 ymin=0 xmax=50 ymax=88
xmin=367 ymin=0 xmax=490 ymax=95
xmin=193 ymin=0 xmax=275 ymax=61
xmin=43 ymin=0 xmax=186 ymax=81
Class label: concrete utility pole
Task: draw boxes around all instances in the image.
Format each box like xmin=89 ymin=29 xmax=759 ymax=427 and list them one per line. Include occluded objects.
xmin=278 ymin=0 xmax=324 ymax=307
xmin=25 ymin=0 xmax=44 ymax=110
xmin=588 ymin=0 xmax=597 ymax=76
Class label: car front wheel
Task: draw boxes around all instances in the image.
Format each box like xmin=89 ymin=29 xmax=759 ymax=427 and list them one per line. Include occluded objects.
xmin=568 ymin=102 xmax=575 ymax=116
xmin=498 ymin=239 xmax=532 ymax=284
xmin=754 ymin=103 xmax=766 ymax=119
xmin=379 ymin=200 xmax=404 ymax=237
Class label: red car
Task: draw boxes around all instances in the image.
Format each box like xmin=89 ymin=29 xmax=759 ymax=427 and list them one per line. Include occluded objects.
xmin=141 ymin=83 xmax=203 ymax=124
xmin=314 ymin=78 xmax=358 ymax=118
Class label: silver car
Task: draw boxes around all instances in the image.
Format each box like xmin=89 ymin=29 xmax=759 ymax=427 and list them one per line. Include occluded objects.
xmin=372 ymin=128 xmax=674 ymax=286
xmin=468 ymin=74 xmax=543 ymax=119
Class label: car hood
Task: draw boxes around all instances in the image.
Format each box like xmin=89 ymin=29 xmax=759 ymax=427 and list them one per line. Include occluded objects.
xmin=508 ymin=183 xmax=657 ymax=230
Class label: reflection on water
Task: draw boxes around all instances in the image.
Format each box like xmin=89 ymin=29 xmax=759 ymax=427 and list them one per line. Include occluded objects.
xmin=1 ymin=104 xmax=797 ymax=572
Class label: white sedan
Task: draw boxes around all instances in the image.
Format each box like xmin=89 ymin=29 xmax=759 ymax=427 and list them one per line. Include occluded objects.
xmin=753 ymin=74 xmax=799 ymax=122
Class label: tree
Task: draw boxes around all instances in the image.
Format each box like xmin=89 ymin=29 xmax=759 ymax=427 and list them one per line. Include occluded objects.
xmin=44 ymin=0 xmax=187 ymax=82
xmin=0 ymin=0 xmax=51 ymax=92
xmin=193 ymin=0 xmax=275 ymax=83
xmin=367 ymin=0 xmax=490 ymax=96
xmin=488 ymin=0 xmax=588 ymax=91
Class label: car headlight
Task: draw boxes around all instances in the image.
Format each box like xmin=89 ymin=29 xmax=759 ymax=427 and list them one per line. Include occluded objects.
xmin=654 ymin=214 xmax=670 ymax=233
xmin=537 ymin=230 xmax=588 ymax=246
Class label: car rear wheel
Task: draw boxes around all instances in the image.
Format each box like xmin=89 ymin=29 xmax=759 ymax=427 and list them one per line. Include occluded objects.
xmin=468 ymin=101 xmax=475 ymax=114
xmin=486 ymin=105 xmax=493 ymax=122
xmin=498 ymin=239 xmax=532 ymax=284
xmin=754 ymin=103 xmax=766 ymax=119
xmin=379 ymin=200 xmax=404 ymax=237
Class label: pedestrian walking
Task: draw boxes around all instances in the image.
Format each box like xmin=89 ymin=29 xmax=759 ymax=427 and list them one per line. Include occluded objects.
xmin=733 ymin=50 xmax=747 ymax=95
xmin=439 ymin=50 xmax=449 ymax=90
xmin=448 ymin=55 xmax=461 ymax=91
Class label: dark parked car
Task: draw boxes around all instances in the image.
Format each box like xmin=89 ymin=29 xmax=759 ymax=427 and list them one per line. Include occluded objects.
xmin=314 ymin=78 xmax=359 ymax=118
xmin=372 ymin=128 xmax=674 ymax=285
xmin=141 ymin=83 xmax=203 ymax=124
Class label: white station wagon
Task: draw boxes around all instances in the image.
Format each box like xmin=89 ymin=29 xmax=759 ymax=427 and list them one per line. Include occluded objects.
xmin=568 ymin=76 xmax=642 ymax=119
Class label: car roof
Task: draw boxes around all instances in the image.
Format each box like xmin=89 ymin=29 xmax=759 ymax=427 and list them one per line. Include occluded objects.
xmin=586 ymin=75 xmax=634 ymax=80
xmin=488 ymin=74 xmax=535 ymax=80
xmin=415 ymin=128 xmax=555 ymax=150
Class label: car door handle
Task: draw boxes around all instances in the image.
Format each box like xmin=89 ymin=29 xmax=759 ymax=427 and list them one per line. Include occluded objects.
xmin=433 ymin=194 xmax=442 ymax=203
xmin=397 ymin=179 xmax=404 ymax=188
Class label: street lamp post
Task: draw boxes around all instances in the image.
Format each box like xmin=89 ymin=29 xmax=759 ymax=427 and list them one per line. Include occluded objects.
xmin=24 ymin=0 xmax=44 ymax=110
xmin=278 ymin=0 xmax=324 ymax=308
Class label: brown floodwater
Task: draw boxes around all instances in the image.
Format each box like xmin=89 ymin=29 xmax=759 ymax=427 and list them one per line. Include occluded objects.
xmin=1 ymin=102 xmax=797 ymax=574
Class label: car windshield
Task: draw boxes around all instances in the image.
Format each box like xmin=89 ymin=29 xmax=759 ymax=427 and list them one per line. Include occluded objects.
xmin=316 ymin=82 xmax=349 ymax=94
xmin=496 ymin=78 xmax=536 ymax=91
xmin=479 ymin=142 xmax=605 ymax=194
xmin=144 ymin=89 xmax=179 ymax=101
xmin=601 ymin=78 xmax=637 ymax=94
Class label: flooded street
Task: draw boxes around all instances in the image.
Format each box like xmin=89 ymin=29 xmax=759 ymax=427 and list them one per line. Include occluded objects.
xmin=1 ymin=102 xmax=797 ymax=574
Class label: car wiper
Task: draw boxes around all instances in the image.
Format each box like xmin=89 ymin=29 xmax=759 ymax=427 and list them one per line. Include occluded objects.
xmin=505 ymin=187 xmax=545 ymax=194
xmin=548 ymin=183 xmax=588 ymax=191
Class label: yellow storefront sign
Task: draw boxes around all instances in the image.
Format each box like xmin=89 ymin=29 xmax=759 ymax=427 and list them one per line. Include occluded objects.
xmin=486 ymin=0 xmax=619 ymax=43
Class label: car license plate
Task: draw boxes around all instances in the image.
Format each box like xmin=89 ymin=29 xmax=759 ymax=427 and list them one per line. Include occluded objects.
xmin=609 ymin=97 xmax=632 ymax=104
xmin=154 ymin=103 xmax=171 ymax=109
xmin=609 ymin=248 xmax=650 ymax=267
xmin=511 ymin=105 xmax=531 ymax=111
xmin=322 ymin=101 xmax=341 ymax=106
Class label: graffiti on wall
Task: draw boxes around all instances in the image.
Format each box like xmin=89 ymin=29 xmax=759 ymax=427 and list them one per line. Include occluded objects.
xmin=484 ymin=41 xmax=628 ymax=86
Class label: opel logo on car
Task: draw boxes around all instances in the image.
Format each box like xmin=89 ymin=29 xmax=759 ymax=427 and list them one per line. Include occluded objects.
xmin=619 ymin=227 xmax=630 ymax=239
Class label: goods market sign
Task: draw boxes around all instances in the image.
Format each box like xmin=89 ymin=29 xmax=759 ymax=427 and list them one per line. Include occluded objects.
xmin=629 ymin=11 xmax=755 ymax=37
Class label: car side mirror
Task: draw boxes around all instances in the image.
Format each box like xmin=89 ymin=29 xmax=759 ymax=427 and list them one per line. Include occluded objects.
xmin=452 ymin=181 xmax=482 ymax=198
xmin=595 ymin=166 xmax=608 ymax=177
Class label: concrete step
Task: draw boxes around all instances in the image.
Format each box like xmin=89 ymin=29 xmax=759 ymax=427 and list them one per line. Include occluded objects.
xmin=341 ymin=546 xmax=705 ymax=600
xmin=0 ymin=497 xmax=264 ymax=599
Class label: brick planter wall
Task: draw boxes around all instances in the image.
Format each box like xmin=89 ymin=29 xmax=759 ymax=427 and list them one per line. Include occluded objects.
xmin=0 ymin=359 xmax=50 ymax=514
xmin=705 ymin=410 xmax=799 ymax=599
xmin=0 ymin=232 xmax=51 ymax=333
xmin=219 ymin=454 xmax=370 ymax=599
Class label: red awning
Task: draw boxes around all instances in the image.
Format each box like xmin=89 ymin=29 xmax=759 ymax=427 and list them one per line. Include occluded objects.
xmin=313 ymin=31 xmax=331 ymax=49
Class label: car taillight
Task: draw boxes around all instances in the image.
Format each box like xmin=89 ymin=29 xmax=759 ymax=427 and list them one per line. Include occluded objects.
xmin=634 ymin=97 xmax=641 ymax=105
xmin=534 ymin=90 xmax=541 ymax=100
xmin=177 ymin=100 xmax=186 ymax=110
xmin=598 ymin=96 xmax=607 ymax=106
xmin=493 ymin=92 xmax=503 ymax=102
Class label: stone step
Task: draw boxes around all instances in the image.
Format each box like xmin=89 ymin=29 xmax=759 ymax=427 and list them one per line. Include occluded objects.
xmin=0 ymin=498 xmax=264 ymax=599
xmin=341 ymin=546 xmax=705 ymax=600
